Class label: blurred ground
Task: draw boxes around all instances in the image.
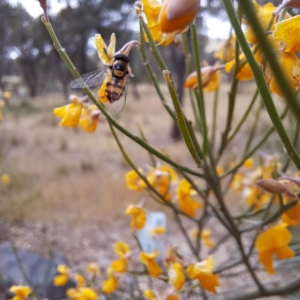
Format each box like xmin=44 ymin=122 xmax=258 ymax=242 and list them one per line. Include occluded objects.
xmin=0 ymin=82 xmax=290 ymax=299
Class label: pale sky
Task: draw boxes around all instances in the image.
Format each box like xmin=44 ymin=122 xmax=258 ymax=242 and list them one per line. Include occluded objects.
xmin=9 ymin=0 xmax=230 ymax=39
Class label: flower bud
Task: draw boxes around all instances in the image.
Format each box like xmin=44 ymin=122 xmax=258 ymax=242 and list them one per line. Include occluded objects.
xmin=158 ymin=0 xmax=200 ymax=33
xmin=256 ymin=179 xmax=286 ymax=194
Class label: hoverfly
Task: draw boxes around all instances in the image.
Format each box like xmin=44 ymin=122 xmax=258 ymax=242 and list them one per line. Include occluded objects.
xmin=70 ymin=53 xmax=131 ymax=113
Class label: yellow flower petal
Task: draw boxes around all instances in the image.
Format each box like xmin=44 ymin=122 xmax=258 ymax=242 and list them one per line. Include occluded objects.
xmin=281 ymin=201 xmax=300 ymax=226
xmin=269 ymin=52 xmax=300 ymax=96
xmin=144 ymin=289 xmax=156 ymax=300
xmin=53 ymin=274 xmax=69 ymax=286
xmin=95 ymin=34 xmax=110 ymax=65
xmin=86 ymin=263 xmax=100 ymax=277
xmin=114 ymin=241 xmax=131 ymax=257
xmin=258 ymin=250 xmax=274 ymax=274
xmin=75 ymin=274 xmax=85 ymax=288
xmin=125 ymin=169 xmax=145 ymax=192
xmin=273 ymin=15 xmax=300 ymax=52
xmin=225 ymin=49 xmax=263 ymax=81
xmin=178 ymin=196 xmax=201 ymax=217
xmin=110 ymin=258 xmax=127 ymax=273
xmin=140 ymin=251 xmax=162 ymax=278
xmin=9 ymin=286 xmax=32 ymax=299
xmin=255 ymin=224 xmax=294 ymax=273
xmin=107 ymin=33 xmax=116 ymax=62
xmin=186 ymin=256 xmax=219 ymax=294
xmin=102 ymin=270 xmax=118 ymax=294
xmin=125 ymin=204 xmax=147 ymax=230
xmin=1 ymin=174 xmax=10 ymax=185
xmin=168 ymin=262 xmax=185 ymax=290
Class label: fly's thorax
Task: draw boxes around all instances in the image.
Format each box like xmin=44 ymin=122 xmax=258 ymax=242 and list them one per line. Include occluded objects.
xmin=111 ymin=54 xmax=130 ymax=79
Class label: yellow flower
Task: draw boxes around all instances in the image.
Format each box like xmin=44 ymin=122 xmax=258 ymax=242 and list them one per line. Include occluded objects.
xmin=110 ymin=241 xmax=131 ymax=272
xmin=273 ymin=15 xmax=300 ymax=53
xmin=102 ymin=268 xmax=118 ymax=294
xmin=144 ymin=290 xmax=179 ymax=300
xmin=140 ymin=251 xmax=163 ymax=278
xmin=110 ymin=258 xmax=127 ymax=273
xmin=245 ymin=186 xmax=270 ymax=211
xmin=3 ymin=91 xmax=12 ymax=101
xmin=147 ymin=164 xmax=178 ymax=201
xmin=168 ymin=262 xmax=185 ymax=290
xmin=53 ymin=96 xmax=83 ymax=128
xmin=281 ymin=197 xmax=300 ymax=226
xmin=125 ymin=169 xmax=146 ymax=192
xmin=214 ymin=34 xmax=235 ymax=62
xmin=189 ymin=229 xmax=214 ymax=248
xmin=158 ymin=0 xmax=199 ymax=34
xmin=230 ymin=173 xmax=244 ymax=192
xmin=144 ymin=289 xmax=156 ymax=300
xmin=114 ymin=241 xmax=131 ymax=257
xmin=255 ymin=223 xmax=294 ymax=274
xmin=244 ymin=3 xmax=276 ymax=45
xmin=225 ymin=49 xmax=263 ymax=81
xmin=79 ymin=106 xmax=101 ymax=133
xmin=176 ymin=179 xmax=201 ymax=217
xmin=184 ymin=65 xmax=221 ymax=92
xmin=141 ymin=0 xmax=176 ymax=46
xmin=243 ymin=158 xmax=254 ymax=169
xmin=150 ymin=226 xmax=166 ymax=237
xmin=86 ymin=263 xmax=100 ymax=277
xmin=201 ymin=229 xmax=214 ymax=248
xmin=186 ymin=256 xmax=220 ymax=294
xmin=125 ymin=204 xmax=147 ymax=230
xmin=269 ymin=52 xmax=300 ymax=96
xmin=75 ymin=274 xmax=85 ymax=288
xmin=53 ymin=264 xmax=70 ymax=286
xmin=67 ymin=287 xmax=97 ymax=300
xmin=1 ymin=174 xmax=11 ymax=185
xmin=0 ymin=110 xmax=3 ymax=121
xmin=95 ymin=33 xmax=116 ymax=65
xmin=9 ymin=285 xmax=31 ymax=300
xmin=216 ymin=166 xmax=224 ymax=176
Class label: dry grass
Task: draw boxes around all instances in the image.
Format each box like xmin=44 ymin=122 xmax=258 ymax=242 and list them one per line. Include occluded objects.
xmin=0 ymin=82 xmax=286 ymax=225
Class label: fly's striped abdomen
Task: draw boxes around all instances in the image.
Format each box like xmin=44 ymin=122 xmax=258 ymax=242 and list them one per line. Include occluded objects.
xmin=105 ymin=77 xmax=125 ymax=103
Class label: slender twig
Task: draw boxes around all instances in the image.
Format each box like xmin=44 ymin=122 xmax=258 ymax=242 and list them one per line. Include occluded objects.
xmin=191 ymin=22 xmax=208 ymax=156
xmin=163 ymin=70 xmax=203 ymax=166
xmin=228 ymin=89 xmax=259 ymax=142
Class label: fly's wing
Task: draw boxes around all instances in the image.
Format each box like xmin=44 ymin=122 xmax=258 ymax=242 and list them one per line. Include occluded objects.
xmin=109 ymin=76 xmax=127 ymax=113
xmin=70 ymin=68 xmax=108 ymax=89
xmin=111 ymin=88 xmax=127 ymax=113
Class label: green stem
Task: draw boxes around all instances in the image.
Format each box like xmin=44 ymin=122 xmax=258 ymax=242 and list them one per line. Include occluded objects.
xmin=138 ymin=20 xmax=175 ymax=120
xmin=228 ymin=89 xmax=259 ymax=142
xmin=243 ymin=100 xmax=262 ymax=154
xmin=139 ymin=16 xmax=167 ymax=71
xmin=137 ymin=123 xmax=156 ymax=167
xmin=163 ymin=70 xmax=203 ymax=166
xmin=182 ymin=31 xmax=201 ymax=130
xmin=191 ymin=22 xmax=208 ymax=156
xmin=218 ymin=79 xmax=239 ymax=157
xmin=222 ymin=0 xmax=300 ymax=170
xmin=211 ymin=88 xmax=219 ymax=153
xmin=42 ymin=18 xmax=204 ymax=178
